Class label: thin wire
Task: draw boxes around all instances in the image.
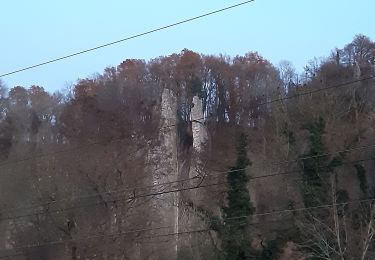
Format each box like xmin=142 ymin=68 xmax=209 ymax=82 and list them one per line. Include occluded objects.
xmin=259 ymin=75 xmax=375 ymax=106
xmin=0 ymin=75 xmax=373 ymax=171
xmin=273 ymin=142 xmax=375 ymax=166
xmin=0 ymin=75 xmax=373 ymax=222
xmin=0 ymin=0 xmax=255 ymax=78
xmin=226 ymin=196 xmax=375 ymax=220
xmin=2 ymin=196 xmax=375 ymax=258
xmin=0 ymin=174 xmax=202 ymax=213
xmin=2 ymin=155 xmax=375 ymax=220
xmin=0 ymin=181 xmax=226 ymax=221
xmin=0 ymin=229 xmax=210 ymax=258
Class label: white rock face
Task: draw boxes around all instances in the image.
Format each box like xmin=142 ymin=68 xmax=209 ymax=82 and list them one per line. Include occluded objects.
xmin=191 ymin=96 xmax=207 ymax=153
xmin=179 ymin=96 xmax=209 ymax=258
xmin=189 ymin=95 xmax=208 ymax=182
xmin=143 ymin=94 xmax=208 ymax=259
xmin=144 ymin=88 xmax=179 ymax=259
xmin=151 ymin=88 xmax=178 ymax=188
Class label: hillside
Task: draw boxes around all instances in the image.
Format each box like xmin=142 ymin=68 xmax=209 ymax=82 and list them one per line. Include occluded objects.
xmin=0 ymin=34 xmax=375 ymax=259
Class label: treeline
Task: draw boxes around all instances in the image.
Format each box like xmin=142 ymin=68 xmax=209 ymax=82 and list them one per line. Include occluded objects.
xmin=0 ymin=34 xmax=374 ymax=259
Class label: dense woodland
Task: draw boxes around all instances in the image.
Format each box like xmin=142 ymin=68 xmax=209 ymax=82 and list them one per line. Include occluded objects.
xmin=0 ymin=34 xmax=375 ymax=259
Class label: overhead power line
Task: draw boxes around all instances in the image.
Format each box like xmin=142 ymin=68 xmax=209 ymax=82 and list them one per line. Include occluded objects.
xmin=0 ymin=227 xmax=210 ymax=259
xmin=0 ymin=181 xmax=226 ymax=221
xmin=2 ymin=155 xmax=375 ymax=222
xmin=260 ymin=75 xmax=375 ymax=105
xmin=2 ymin=195 xmax=375 ymax=258
xmin=0 ymin=75 xmax=373 ymax=171
xmin=0 ymin=0 xmax=255 ymax=78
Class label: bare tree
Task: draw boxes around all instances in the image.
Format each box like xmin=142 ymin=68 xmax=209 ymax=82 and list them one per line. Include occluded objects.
xmin=298 ymin=173 xmax=375 ymax=260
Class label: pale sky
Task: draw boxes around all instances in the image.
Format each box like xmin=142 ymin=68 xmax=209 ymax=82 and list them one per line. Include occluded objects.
xmin=0 ymin=0 xmax=374 ymax=92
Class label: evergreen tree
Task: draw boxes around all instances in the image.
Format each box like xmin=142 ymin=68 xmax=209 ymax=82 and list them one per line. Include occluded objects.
xmin=301 ymin=117 xmax=343 ymax=207
xmin=222 ymin=133 xmax=255 ymax=260
xmin=301 ymin=117 xmax=328 ymax=207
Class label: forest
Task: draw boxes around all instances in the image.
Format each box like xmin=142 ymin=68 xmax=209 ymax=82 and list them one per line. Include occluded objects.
xmin=0 ymin=34 xmax=375 ymax=259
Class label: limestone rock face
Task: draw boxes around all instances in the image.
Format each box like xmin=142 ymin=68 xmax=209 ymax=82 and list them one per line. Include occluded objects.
xmin=143 ymin=88 xmax=179 ymax=259
xmin=191 ymin=96 xmax=207 ymax=153
xmin=144 ymin=93 xmax=210 ymax=259
xmin=177 ymin=96 xmax=211 ymax=259
xmin=149 ymin=88 xmax=178 ymax=186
